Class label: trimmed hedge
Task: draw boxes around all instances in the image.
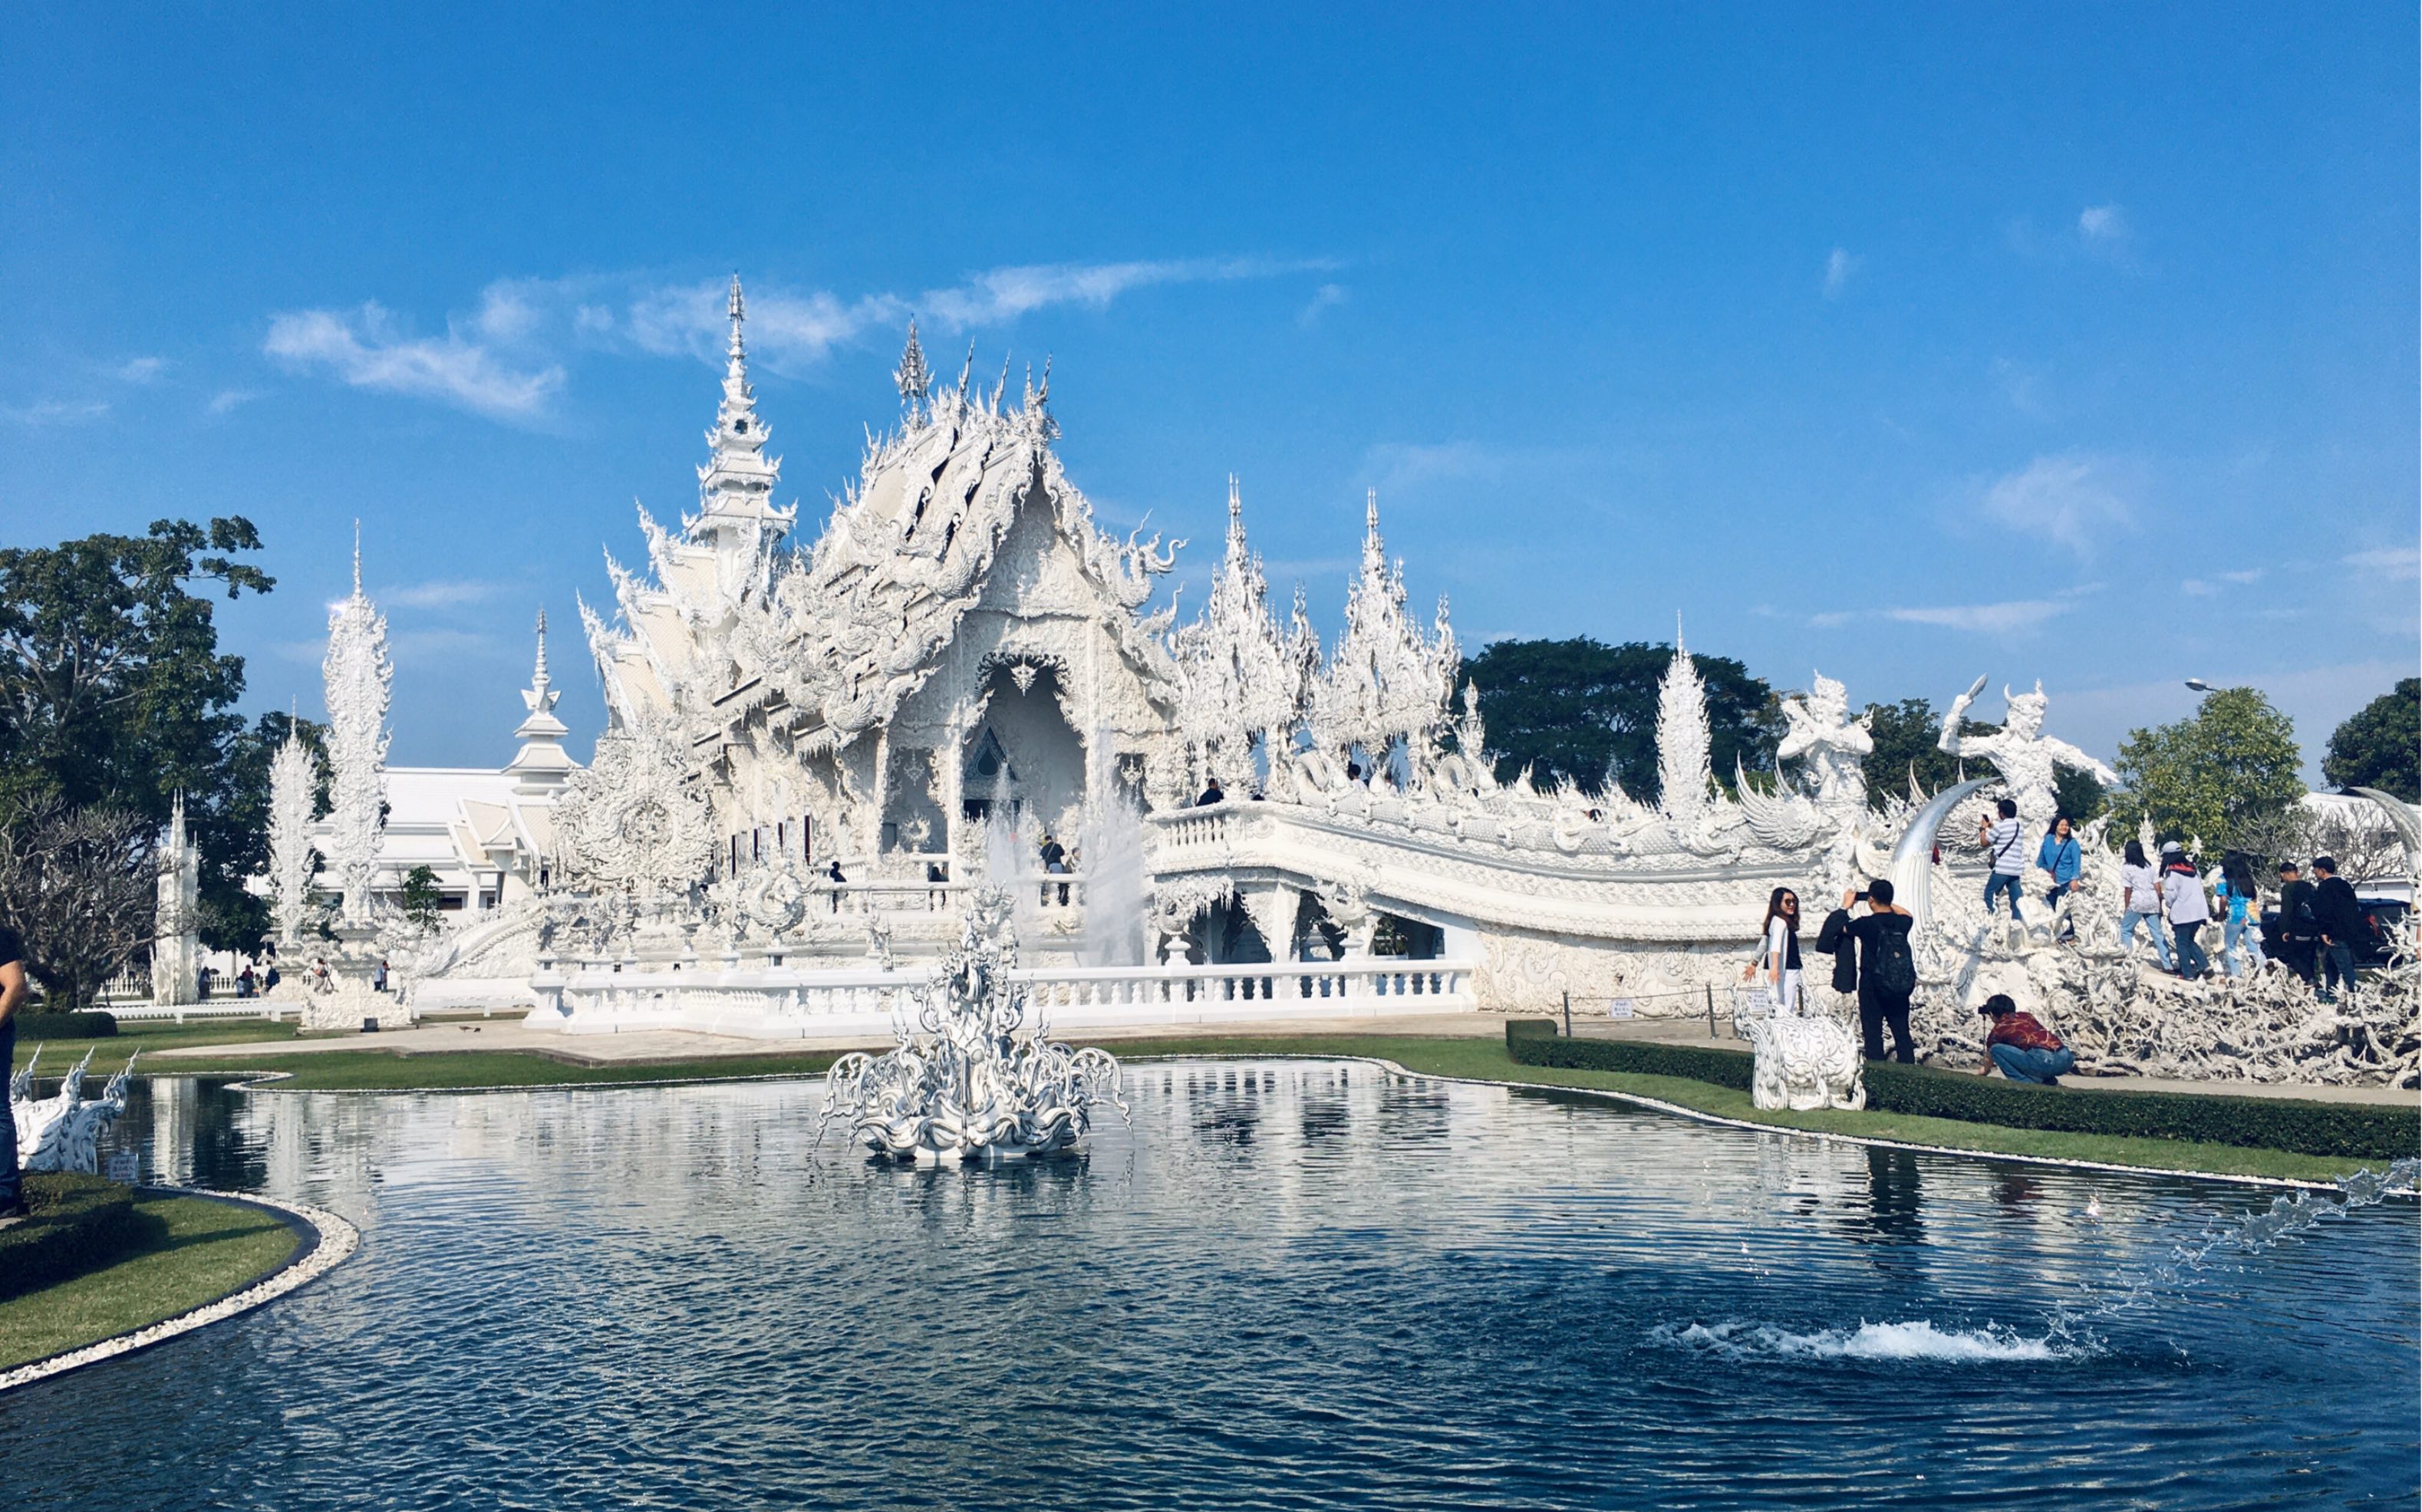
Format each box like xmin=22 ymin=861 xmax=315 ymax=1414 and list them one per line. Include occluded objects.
xmin=12 ymin=1010 xmax=117 ymax=1039
xmin=0 ymin=1172 xmax=143 ymax=1301
xmin=1503 ymin=1023 xmax=2420 ymax=1161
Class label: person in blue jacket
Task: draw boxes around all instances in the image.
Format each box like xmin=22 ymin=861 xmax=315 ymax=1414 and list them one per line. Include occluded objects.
xmin=2037 ymin=815 xmax=2083 ymax=938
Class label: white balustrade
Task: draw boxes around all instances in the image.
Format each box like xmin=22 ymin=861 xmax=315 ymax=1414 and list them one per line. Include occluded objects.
xmin=534 ymin=954 xmax=1476 ymax=1038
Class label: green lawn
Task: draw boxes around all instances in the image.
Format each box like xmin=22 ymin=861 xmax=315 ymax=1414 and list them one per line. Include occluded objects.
xmin=157 ymin=1032 xmax=2385 ymax=1183
xmin=0 ymin=1192 xmax=302 ymax=1372
xmin=11 ymin=1016 xmax=305 ymax=1070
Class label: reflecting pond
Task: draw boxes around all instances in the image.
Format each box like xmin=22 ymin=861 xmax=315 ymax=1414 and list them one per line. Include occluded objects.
xmin=6 ymin=1062 xmax=2415 ymax=1509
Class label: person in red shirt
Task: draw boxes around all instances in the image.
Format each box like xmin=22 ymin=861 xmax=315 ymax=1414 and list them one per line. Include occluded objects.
xmin=1978 ymin=993 xmax=2074 ymax=1085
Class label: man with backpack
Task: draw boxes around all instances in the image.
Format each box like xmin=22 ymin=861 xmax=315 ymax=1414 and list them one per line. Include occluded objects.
xmin=1838 ymin=880 xmax=1918 ymax=1063
xmin=1979 ymin=798 xmax=2028 ymax=922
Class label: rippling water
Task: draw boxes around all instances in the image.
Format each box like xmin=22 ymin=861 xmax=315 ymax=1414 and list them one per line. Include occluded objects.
xmin=6 ymin=1062 xmax=2415 ymax=1509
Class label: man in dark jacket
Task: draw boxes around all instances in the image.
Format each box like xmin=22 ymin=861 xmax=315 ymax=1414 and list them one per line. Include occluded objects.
xmin=1834 ymin=880 xmax=1918 ymax=1063
xmin=2271 ymin=861 xmax=2318 ymax=983
xmin=1812 ymin=903 xmax=1860 ymax=1000
xmin=2309 ymin=856 xmax=2365 ymax=1000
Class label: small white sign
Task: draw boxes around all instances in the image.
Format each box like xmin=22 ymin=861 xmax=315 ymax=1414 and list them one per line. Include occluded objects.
xmin=1608 ymin=997 xmax=1635 ymax=1020
xmin=104 ymin=1151 xmax=141 ymax=1185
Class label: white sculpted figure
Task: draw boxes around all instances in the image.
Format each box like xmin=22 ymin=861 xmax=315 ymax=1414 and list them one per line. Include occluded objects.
xmin=1745 ymin=1016 xmax=1865 ymax=1112
xmin=1778 ymin=673 xmax=1873 ymax=820
xmin=819 ymin=889 xmax=1125 ymax=1162
xmin=12 ymin=1048 xmax=138 ymax=1174
xmin=1937 ymin=677 xmax=2117 ymax=827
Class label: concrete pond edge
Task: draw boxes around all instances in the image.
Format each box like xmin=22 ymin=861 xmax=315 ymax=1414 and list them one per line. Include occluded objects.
xmin=0 ymin=1187 xmax=361 ymax=1396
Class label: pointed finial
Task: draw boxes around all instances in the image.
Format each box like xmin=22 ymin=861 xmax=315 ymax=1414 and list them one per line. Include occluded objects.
xmin=533 ymin=608 xmax=550 ymax=685
xmin=351 ymin=520 xmax=362 ymax=595
xmin=728 ymin=273 xmax=745 ymax=324
xmin=1228 ymin=473 xmax=1242 ymax=521
xmin=895 ymin=318 xmax=931 ymax=405
xmin=1674 ymin=611 xmax=1686 ymax=655
xmin=1365 ymin=487 xmax=1379 ymax=531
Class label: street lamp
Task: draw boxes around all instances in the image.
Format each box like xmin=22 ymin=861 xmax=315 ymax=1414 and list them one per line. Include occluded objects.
xmin=2184 ymin=678 xmax=2214 ymax=693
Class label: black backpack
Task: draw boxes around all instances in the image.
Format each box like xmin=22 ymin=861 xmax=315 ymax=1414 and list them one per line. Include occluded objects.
xmin=1870 ymin=923 xmax=1917 ymax=995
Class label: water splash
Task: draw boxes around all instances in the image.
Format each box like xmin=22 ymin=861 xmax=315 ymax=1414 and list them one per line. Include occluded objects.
xmin=1079 ymin=777 xmax=1148 ymax=967
xmin=2050 ymin=1157 xmax=2421 ymax=1337
xmin=1649 ymin=1319 xmax=2074 ymax=1363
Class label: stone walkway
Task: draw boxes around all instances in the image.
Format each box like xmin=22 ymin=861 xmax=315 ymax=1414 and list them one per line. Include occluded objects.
xmin=151 ymin=1010 xmax=2417 ymax=1108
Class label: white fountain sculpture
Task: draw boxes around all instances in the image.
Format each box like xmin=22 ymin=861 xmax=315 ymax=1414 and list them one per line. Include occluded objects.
xmin=12 ymin=1047 xmax=138 ymax=1174
xmin=820 ymin=888 xmax=1126 ymax=1164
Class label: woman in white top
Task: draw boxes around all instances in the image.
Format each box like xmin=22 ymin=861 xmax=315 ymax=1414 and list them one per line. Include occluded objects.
xmin=1742 ymin=887 xmax=1804 ymax=1015
xmin=2115 ymin=839 xmax=2172 ymax=970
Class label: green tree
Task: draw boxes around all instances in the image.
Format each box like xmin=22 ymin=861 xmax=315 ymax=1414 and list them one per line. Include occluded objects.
xmin=1857 ymin=698 xmax=1992 ymax=810
xmin=1459 ymin=637 xmax=1781 ymax=802
xmin=2321 ymin=677 xmax=2420 ymax=802
xmin=2111 ymin=687 xmax=2303 ymax=850
xmin=399 ymin=865 xmax=444 ymax=931
xmin=2053 ymin=767 xmax=2110 ymax=826
xmin=0 ymin=518 xmax=274 ymax=952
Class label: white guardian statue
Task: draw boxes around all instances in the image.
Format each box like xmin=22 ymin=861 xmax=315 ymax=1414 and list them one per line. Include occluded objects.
xmin=1937 ymin=676 xmax=2117 ymax=826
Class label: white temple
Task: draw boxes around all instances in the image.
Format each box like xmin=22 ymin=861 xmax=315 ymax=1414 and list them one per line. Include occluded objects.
xmin=348 ymin=280 xmax=2413 ymax=1085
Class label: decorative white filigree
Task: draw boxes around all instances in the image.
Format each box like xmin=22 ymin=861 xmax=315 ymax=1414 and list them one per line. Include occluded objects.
xmin=552 ymin=716 xmax=716 ymax=894
xmin=12 ymin=1048 xmax=137 ymax=1174
xmin=1656 ymin=623 xmax=1713 ymax=824
xmin=1746 ymin=1013 xmax=1866 ymax=1111
xmin=321 ymin=540 xmax=391 ymax=927
xmin=818 ymin=889 xmax=1126 ymax=1161
xmin=267 ymin=723 xmax=318 ymax=949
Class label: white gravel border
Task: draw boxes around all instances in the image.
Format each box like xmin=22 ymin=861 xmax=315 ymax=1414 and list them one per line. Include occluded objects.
xmin=0 ymin=1187 xmax=360 ymax=1395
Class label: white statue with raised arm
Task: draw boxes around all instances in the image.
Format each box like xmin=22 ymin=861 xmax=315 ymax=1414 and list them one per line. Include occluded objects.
xmin=1937 ymin=676 xmax=2117 ymax=827
xmin=1777 ymin=672 xmax=1873 ymax=822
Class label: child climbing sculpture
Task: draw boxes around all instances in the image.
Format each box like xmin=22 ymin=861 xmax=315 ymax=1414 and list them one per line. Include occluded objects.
xmin=1936 ymin=676 xmax=2117 ymax=828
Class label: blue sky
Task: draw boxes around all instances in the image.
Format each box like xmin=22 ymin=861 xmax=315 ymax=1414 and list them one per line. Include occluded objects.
xmin=5 ymin=5 xmax=2414 ymax=776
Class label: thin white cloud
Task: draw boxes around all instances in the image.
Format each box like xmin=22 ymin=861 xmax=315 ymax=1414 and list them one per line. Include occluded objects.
xmin=207 ymin=387 xmax=262 ymax=415
xmin=1975 ymin=453 xmax=2134 ymax=556
xmin=1821 ymin=247 xmax=1859 ymax=298
xmin=2 ymin=398 xmax=111 ymax=425
xmin=2078 ymin=204 xmax=2128 ymax=245
xmin=263 ymin=302 xmax=565 ymax=420
xmin=380 ymin=578 xmax=509 ymax=610
xmin=1990 ymin=356 xmax=2048 ymax=418
xmin=116 ymin=356 xmax=168 ymax=384
xmin=1811 ymin=600 xmax=2072 ymax=634
xmin=2343 ymin=545 xmax=2420 ymax=579
xmin=1887 ymin=600 xmax=2071 ymax=633
xmin=388 ymin=628 xmax=497 ymax=663
xmin=1299 ymin=282 xmax=1349 ymax=325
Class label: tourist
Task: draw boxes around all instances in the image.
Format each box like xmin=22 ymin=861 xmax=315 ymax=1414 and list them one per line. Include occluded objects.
xmin=2117 ymin=839 xmax=2173 ymax=969
xmin=1976 ymin=993 xmax=2074 ymax=1085
xmin=264 ymin=963 xmax=281 ymax=992
xmin=2036 ymin=815 xmax=2082 ymax=937
xmin=826 ymin=857 xmax=846 ymax=913
xmin=2310 ymin=856 xmax=2364 ymax=1002
xmin=2213 ymin=855 xmax=2257 ymax=979
xmin=1040 ymin=835 xmax=1069 ymax=906
xmin=2160 ymin=842 xmax=2210 ymax=980
xmin=1979 ymin=797 xmax=2027 ymax=921
xmin=1740 ymin=887 xmax=1803 ymax=1015
xmin=0 ymin=918 xmax=25 ymax=1217
xmin=1840 ymin=880 xmax=1918 ymax=1062
xmin=1812 ymin=897 xmax=1860 ymax=1006
xmin=2271 ymin=861 xmax=2318 ymax=983
xmin=1197 ymin=776 xmax=1225 ymax=806
xmin=237 ymin=965 xmax=255 ymax=999
xmin=374 ymin=959 xmax=389 ymax=993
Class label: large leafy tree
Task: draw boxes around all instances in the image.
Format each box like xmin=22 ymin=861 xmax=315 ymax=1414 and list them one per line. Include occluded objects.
xmin=2321 ymin=677 xmax=2419 ymax=802
xmin=1857 ymin=697 xmax=1983 ymax=810
xmin=2111 ymin=686 xmax=2303 ymax=850
xmin=0 ymin=518 xmax=275 ymax=953
xmin=1458 ymin=637 xmax=1781 ymax=803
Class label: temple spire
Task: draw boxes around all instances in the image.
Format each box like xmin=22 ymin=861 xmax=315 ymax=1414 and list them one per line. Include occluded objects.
xmin=508 ymin=608 xmax=575 ymax=795
xmin=351 ymin=519 xmax=362 ymax=595
xmin=692 ymin=274 xmax=791 ymax=553
xmin=895 ymin=318 xmax=931 ymax=410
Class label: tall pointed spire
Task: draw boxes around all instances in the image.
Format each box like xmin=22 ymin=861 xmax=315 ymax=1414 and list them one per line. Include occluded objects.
xmin=1656 ymin=613 xmax=1712 ymax=822
xmin=508 ymin=608 xmax=575 ymax=795
xmin=895 ymin=318 xmax=931 ymax=412
xmin=692 ymin=273 xmax=791 ymax=554
xmin=351 ymin=519 xmax=363 ymax=595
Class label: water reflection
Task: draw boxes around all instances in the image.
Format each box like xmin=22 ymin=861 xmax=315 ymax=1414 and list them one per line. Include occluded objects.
xmin=8 ymin=1063 xmax=2414 ymax=1511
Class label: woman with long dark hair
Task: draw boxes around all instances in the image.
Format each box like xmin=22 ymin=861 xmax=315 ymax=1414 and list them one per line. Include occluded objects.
xmin=1742 ymin=886 xmax=1804 ymax=1015
xmin=2117 ymin=838 xmax=2171 ymax=970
